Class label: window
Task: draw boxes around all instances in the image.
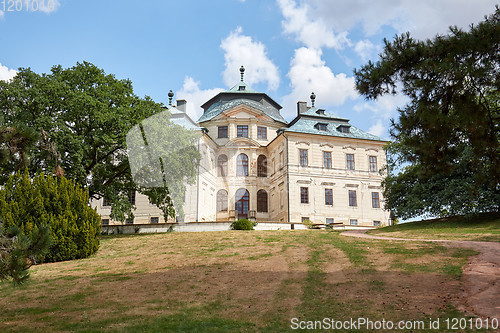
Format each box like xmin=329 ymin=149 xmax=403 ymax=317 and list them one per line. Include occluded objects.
xmin=125 ymin=218 xmax=134 ymax=224
xmin=326 ymin=218 xmax=334 ymax=224
xmin=235 ymin=188 xmax=250 ymax=218
xmin=257 ymin=126 xmax=267 ymax=139
xmin=300 ymin=187 xmax=309 ymax=204
xmin=279 ymin=151 xmax=284 ymax=168
xmin=150 ymin=217 xmax=159 ymax=224
xmin=373 ymin=221 xmax=380 ymax=227
xmin=348 ymin=190 xmax=357 ymax=207
xmin=372 ymin=192 xmax=380 ymax=208
xmin=257 ymin=189 xmax=268 ymax=212
xmin=337 ymin=125 xmax=350 ymax=133
xmin=346 ymin=154 xmax=355 ymax=170
xmin=280 ymin=189 xmax=284 ymax=208
xmin=237 ymin=153 xmax=249 ymax=176
xmin=102 ymin=219 xmax=109 ymax=225
xmin=299 ymin=149 xmax=308 ymax=166
xmin=217 ymin=190 xmax=228 ymax=212
xmin=217 ymin=154 xmax=228 ymax=177
xmin=350 ymin=219 xmax=358 ymax=226
xmin=218 ymin=126 xmax=228 ymax=138
xmin=369 ymin=156 xmax=377 ymax=172
xmin=238 ymin=85 xmax=246 ymax=91
xmin=102 ymin=197 xmax=110 ymax=207
xmin=317 ymin=123 xmax=328 ymax=131
xmin=257 ymin=155 xmax=267 ymax=177
xmin=129 ymin=191 xmax=136 ymax=205
xmin=323 ymin=151 xmax=332 ymax=169
xmin=301 ymin=217 xmax=310 ymax=223
xmin=237 ymin=125 xmax=248 ymax=138
xmin=325 ymin=188 xmax=333 ymax=205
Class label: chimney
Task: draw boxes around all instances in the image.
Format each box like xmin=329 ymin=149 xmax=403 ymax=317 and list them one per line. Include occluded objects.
xmin=176 ymin=99 xmax=187 ymax=112
xmin=297 ymin=101 xmax=308 ymax=116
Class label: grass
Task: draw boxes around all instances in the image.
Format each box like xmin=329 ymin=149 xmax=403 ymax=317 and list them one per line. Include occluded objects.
xmin=0 ymin=230 xmax=490 ymax=332
xmin=370 ymin=212 xmax=500 ymax=242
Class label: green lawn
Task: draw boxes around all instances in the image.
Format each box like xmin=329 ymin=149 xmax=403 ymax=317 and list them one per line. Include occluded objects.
xmin=370 ymin=212 xmax=500 ymax=242
xmin=0 ymin=230 xmax=490 ymax=332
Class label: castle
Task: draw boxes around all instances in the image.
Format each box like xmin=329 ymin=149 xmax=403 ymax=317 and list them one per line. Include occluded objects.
xmin=95 ymin=67 xmax=391 ymax=227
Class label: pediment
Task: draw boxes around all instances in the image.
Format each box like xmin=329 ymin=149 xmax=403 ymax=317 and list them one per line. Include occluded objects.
xmin=224 ymin=137 xmax=261 ymax=147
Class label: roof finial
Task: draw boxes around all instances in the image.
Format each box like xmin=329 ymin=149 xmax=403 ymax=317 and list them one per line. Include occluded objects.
xmin=310 ymin=92 xmax=316 ymax=107
xmin=240 ymin=65 xmax=245 ymax=82
xmin=168 ymin=90 xmax=174 ymax=105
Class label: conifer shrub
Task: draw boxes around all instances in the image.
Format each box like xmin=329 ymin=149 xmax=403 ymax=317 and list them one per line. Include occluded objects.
xmin=0 ymin=170 xmax=101 ymax=262
xmin=230 ymin=219 xmax=256 ymax=230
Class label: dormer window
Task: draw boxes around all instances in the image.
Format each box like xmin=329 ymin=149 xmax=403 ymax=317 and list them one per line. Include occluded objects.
xmin=238 ymin=85 xmax=246 ymax=91
xmin=337 ymin=125 xmax=350 ymax=133
xmin=316 ymin=123 xmax=328 ymax=131
xmin=316 ymin=109 xmax=325 ymax=115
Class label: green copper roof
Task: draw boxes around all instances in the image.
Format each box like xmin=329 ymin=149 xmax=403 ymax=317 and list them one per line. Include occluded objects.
xmin=285 ymin=109 xmax=386 ymax=142
xmin=227 ymin=81 xmax=259 ymax=93
xmin=198 ymin=98 xmax=287 ymax=124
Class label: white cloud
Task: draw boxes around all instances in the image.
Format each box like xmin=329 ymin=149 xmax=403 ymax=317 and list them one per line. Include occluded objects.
xmin=368 ymin=120 xmax=386 ymax=138
xmin=220 ymin=27 xmax=280 ymax=91
xmin=176 ymin=76 xmax=224 ymax=122
xmin=354 ymin=93 xmax=408 ymax=121
xmin=281 ymin=47 xmax=358 ymax=120
xmin=0 ymin=63 xmax=17 ymax=81
xmin=304 ymin=0 xmax=496 ymax=40
xmin=354 ymin=40 xmax=378 ymax=62
xmin=277 ymin=0 xmax=350 ymax=50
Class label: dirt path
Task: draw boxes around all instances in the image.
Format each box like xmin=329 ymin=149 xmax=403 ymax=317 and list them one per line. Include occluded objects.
xmin=341 ymin=230 xmax=500 ymax=319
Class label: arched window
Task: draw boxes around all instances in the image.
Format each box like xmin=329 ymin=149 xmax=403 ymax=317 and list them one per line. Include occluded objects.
xmin=257 ymin=155 xmax=267 ymax=177
xmin=216 ymin=190 xmax=228 ymax=212
xmin=235 ymin=188 xmax=249 ymax=218
xmin=257 ymin=189 xmax=268 ymax=212
xmin=217 ymin=154 xmax=228 ymax=177
xmin=237 ymin=153 xmax=248 ymax=176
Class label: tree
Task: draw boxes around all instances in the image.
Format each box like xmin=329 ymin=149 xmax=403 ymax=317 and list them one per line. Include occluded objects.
xmin=0 ymin=170 xmax=101 ymax=263
xmin=0 ymin=223 xmax=51 ymax=285
xmin=0 ymin=62 xmax=200 ymax=222
xmin=354 ymin=8 xmax=499 ymax=219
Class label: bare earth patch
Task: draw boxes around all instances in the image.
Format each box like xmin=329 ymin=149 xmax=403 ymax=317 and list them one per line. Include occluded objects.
xmin=342 ymin=229 xmax=500 ymax=320
xmin=0 ymin=230 xmax=490 ymax=332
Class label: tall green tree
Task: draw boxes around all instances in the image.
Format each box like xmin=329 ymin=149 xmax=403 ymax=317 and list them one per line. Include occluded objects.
xmin=0 ymin=62 xmax=199 ymax=221
xmin=354 ymin=8 xmax=499 ymax=219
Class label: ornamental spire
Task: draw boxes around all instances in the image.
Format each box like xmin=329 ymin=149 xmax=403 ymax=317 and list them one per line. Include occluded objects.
xmin=168 ymin=90 xmax=174 ymax=105
xmin=310 ymin=92 xmax=316 ymax=107
xmin=240 ymin=65 xmax=245 ymax=82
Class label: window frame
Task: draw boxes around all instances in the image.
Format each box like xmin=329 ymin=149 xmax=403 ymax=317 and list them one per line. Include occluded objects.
xmin=236 ymin=125 xmax=248 ymax=138
xmin=371 ymin=192 xmax=380 ymax=208
xmin=257 ymin=189 xmax=268 ymax=212
xmin=348 ymin=190 xmax=357 ymax=207
xmin=218 ymin=126 xmax=228 ymax=138
xmin=236 ymin=153 xmax=249 ymax=176
xmin=150 ymin=217 xmax=159 ymax=224
xmin=369 ymin=156 xmax=378 ymax=172
xmin=325 ymin=188 xmax=333 ymax=205
xmin=346 ymin=154 xmax=355 ymax=170
xmin=350 ymin=219 xmax=358 ymax=226
xmin=323 ymin=151 xmax=332 ymax=169
xmin=300 ymin=187 xmax=309 ymax=204
xmin=299 ymin=149 xmax=308 ymax=167
xmin=217 ymin=189 xmax=228 ymax=212
xmin=257 ymin=126 xmax=267 ymax=139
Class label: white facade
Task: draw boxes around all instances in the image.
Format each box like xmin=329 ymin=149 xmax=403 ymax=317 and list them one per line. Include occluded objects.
xmin=94 ymin=74 xmax=391 ymax=227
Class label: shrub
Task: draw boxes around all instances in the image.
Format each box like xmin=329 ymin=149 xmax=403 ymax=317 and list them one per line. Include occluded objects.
xmin=230 ymin=219 xmax=256 ymax=230
xmin=0 ymin=170 xmax=101 ymax=262
xmin=302 ymin=219 xmax=314 ymax=229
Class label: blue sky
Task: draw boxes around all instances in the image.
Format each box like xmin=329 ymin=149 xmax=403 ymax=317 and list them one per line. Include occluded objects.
xmin=1 ymin=0 xmax=497 ymax=138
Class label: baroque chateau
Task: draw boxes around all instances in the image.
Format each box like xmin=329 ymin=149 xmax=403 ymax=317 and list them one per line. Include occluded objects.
xmin=94 ymin=67 xmax=391 ymax=228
